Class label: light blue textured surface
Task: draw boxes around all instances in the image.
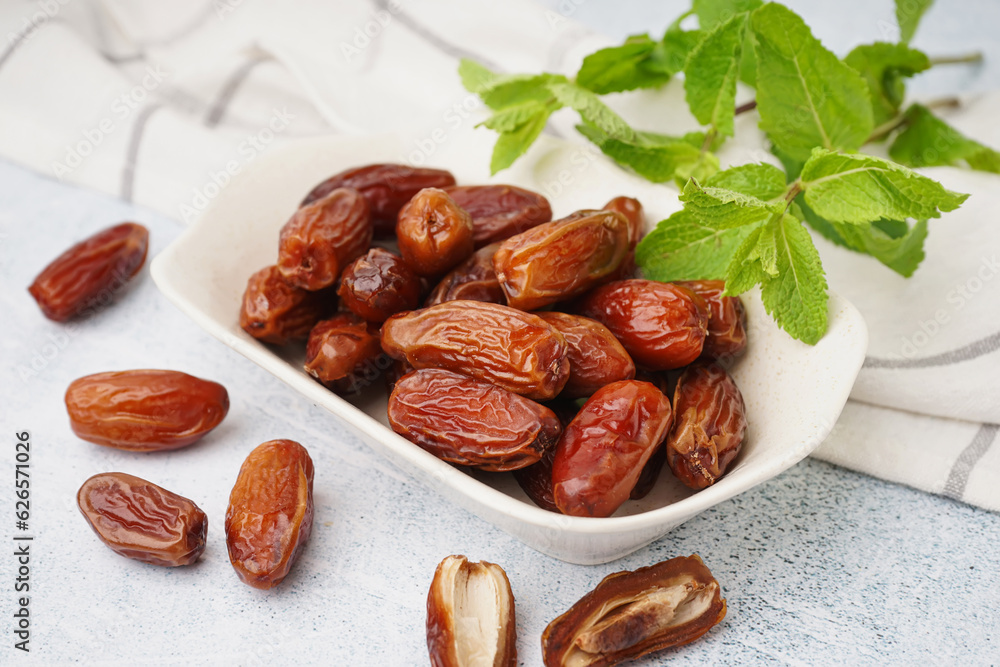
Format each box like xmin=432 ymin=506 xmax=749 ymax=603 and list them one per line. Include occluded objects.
xmin=2 ymin=1 xmax=999 ymax=664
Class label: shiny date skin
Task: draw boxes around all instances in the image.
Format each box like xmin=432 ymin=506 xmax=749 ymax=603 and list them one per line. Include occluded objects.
xmin=304 ymin=313 xmax=385 ymax=395
xmin=541 ymin=555 xmax=726 ymax=666
xmin=577 ymin=279 xmax=708 ymax=370
xmin=602 ymin=196 xmax=644 ymax=247
xmin=536 ymin=312 xmax=635 ymax=398
xmin=77 ymin=472 xmax=207 ymax=567
xmin=338 ymin=248 xmax=421 ymax=323
xmin=65 ymin=370 xmax=229 ymax=451
xmin=277 ymin=187 xmax=372 ymax=290
xmin=381 ymin=300 xmax=571 ymax=401
xmin=667 ymin=362 xmax=747 ymax=490
xmin=301 ymin=163 xmax=456 ymax=237
xmin=389 ymin=369 xmax=561 ymax=471
xmin=239 ymin=265 xmax=331 ymax=345
xmin=552 ymin=380 xmax=673 ymax=518
xmin=426 ymin=243 xmax=506 ymax=306
xmin=427 ymin=555 xmax=517 ymax=667
xmin=28 ymin=222 xmax=148 ymax=322
xmin=397 ymin=188 xmax=474 ymax=276
xmin=493 ymin=210 xmax=631 ymax=311
xmin=675 ymin=280 xmax=748 ymax=361
xmin=444 ymin=184 xmax=552 ymax=248
xmin=226 ymin=439 xmax=314 ymax=589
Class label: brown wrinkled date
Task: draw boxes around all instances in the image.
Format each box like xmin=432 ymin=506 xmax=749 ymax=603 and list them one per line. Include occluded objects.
xmin=602 ymin=196 xmax=644 ymax=247
xmin=389 ymin=369 xmax=560 ymax=471
xmin=65 ymin=370 xmax=229 ymax=451
xmin=426 ymin=243 xmax=506 ymax=306
xmin=493 ymin=210 xmax=631 ymax=311
xmin=552 ymin=380 xmax=673 ymax=517
xmin=542 ymin=555 xmax=726 ymax=667
xmin=226 ymin=439 xmax=314 ymax=589
xmin=28 ymin=222 xmax=148 ymax=322
xmin=577 ymin=279 xmax=708 ymax=370
xmin=337 ymin=248 xmax=421 ymax=322
xmin=444 ymin=184 xmax=552 ymax=247
xmin=277 ymin=187 xmax=372 ymax=290
xmin=427 ymin=555 xmax=517 ymax=667
xmin=77 ymin=472 xmax=207 ymax=567
xmin=536 ymin=312 xmax=635 ymax=398
xmin=240 ymin=265 xmax=331 ymax=345
xmin=301 ymin=163 xmax=456 ymax=236
xmin=676 ymin=280 xmax=748 ymax=361
xmin=397 ymin=188 xmax=474 ymax=276
xmin=304 ymin=313 xmax=385 ymax=395
xmin=667 ymin=362 xmax=748 ymax=490
xmin=381 ymin=300 xmax=570 ymax=401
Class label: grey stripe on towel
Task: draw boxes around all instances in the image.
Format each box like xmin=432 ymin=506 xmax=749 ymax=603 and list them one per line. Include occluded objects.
xmin=864 ymin=330 xmax=1000 ymax=370
xmin=942 ymin=423 xmax=999 ymax=501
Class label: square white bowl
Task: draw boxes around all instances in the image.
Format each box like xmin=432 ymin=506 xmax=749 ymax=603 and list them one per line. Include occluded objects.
xmin=150 ymin=131 xmax=868 ymax=564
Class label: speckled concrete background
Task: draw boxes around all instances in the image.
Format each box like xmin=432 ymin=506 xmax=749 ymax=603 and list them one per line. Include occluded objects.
xmin=2 ymin=0 xmax=999 ymax=664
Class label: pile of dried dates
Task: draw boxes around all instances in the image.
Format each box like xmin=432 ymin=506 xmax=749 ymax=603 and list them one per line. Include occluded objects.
xmin=241 ymin=162 xmax=749 ymax=517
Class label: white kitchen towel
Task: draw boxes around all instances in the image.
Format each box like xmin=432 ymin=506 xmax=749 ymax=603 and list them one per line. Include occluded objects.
xmin=0 ymin=0 xmax=996 ymax=511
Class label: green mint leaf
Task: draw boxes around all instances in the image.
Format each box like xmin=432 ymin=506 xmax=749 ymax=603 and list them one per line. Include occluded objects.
xmin=577 ymin=124 xmax=713 ymax=183
xmin=759 ymin=213 xmax=829 ymax=344
xmin=549 ymin=82 xmax=637 ymax=142
xmin=576 ymin=37 xmax=673 ymax=94
xmin=800 ymin=148 xmax=969 ymax=223
xmin=635 ymin=209 xmax=757 ymax=281
xmin=673 ymin=152 xmax=723 ymax=187
xmin=647 ymin=11 xmax=705 ymax=75
xmin=490 ymin=105 xmax=554 ymax=174
xmin=844 ymin=43 xmax=930 ymax=126
xmin=770 ymin=142 xmax=805 ymax=181
xmin=799 ymin=198 xmax=927 ymax=277
xmin=889 ymin=104 xmax=1000 ymax=173
xmin=693 ymin=0 xmax=763 ymax=30
xmin=680 ymin=179 xmax=782 ymax=229
xmin=684 ymin=13 xmax=748 ymax=138
xmin=897 ymin=0 xmax=934 ymax=43
xmin=479 ymin=101 xmax=552 ymax=132
xmin=705 ymin=163 xmax=788 ymax=199
xmin=751 ymin=3 xmax=874 ymax=162
xmin=458 ymin=58 xmax=499 ymax=93
xmin=480 ymin=74 xmax=567 ymax=110
xmin=723 ymin=224 xmax=767 ymax=295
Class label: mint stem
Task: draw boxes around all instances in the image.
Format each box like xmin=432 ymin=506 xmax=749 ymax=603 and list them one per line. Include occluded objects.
xmin=929 ymin=52 xmax=984 ymax=66
xmin=734 ymin=100 xmax=758 ymax=115
xmin=865 ymin=96 xmax=961 ymax=143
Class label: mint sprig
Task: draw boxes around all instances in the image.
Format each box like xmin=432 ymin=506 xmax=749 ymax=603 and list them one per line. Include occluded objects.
xmin=459 ymin=0 xmax=990 ymax=344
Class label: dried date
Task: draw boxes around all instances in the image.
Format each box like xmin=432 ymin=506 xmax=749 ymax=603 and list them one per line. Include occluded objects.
xmin=602 ymin=196 xmax=644 ymax=247
xmin=666 ymin=362 xmax=747 ymax=490
xmin=389 ymin=369 xmax=560 ymax=471
xmin=338 ymin=248 xmax=421 ymax=322
xmin=444 ymin=184 xmax=552 ymax=247
xmin=551 ymin=380 xmax=673 ymax=518
xmin=301 ymin=163 xmax=456 ymax=236
xmin=226 ymin=439 xmax=315 ymax=589
xmin=427 ymin=555 xmax=517 ymax=667
xmin=28 ymin=222 xmax=148 ymax=322
xmin=277 ymin=187 xmax=371 ymax=290
xmin=493 ymin=210 xmax=631 ymax=311
xmin=675 ymin=280 xmax=747 ymax=361
xmin=304 ymin=313 xmax=385 ymax=395
xmin=576 ymin=279 xmax=708 ymax=370
xmin=536 ymin=312 xmax=635 ymax=398
xmin=426 ymin=243 xmax=505 ymax=306
xmin=240 ymin=265 xmax=331 ymax=345
xmin=65 ymin=370 xmax=229 ymax=451
xmin=397 ymin=188 xmax=474 ymax=276
xmin=542 ymin=555 xmax=726 ymax=666
xmin=381 ymin=300 xmax=570 ymax=400
xmin=77 ymin=472 xmax=207 ymax=567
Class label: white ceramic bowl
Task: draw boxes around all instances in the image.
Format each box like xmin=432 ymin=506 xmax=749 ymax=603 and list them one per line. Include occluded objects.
xmin=150 ymin=131 xmax=868 ymax=564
